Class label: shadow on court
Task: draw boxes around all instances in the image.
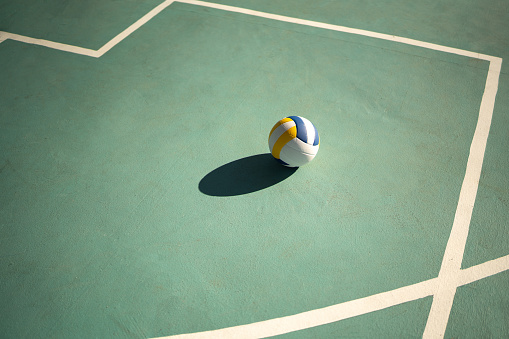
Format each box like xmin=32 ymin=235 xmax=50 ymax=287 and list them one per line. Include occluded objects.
xmin=199 ymin=153 xmax=297 ymax=197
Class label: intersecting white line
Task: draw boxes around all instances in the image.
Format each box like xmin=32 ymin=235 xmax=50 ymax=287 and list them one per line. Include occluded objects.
xmin=0 ymin=1 xmax=505 ymax=338
xmin=154 ymin=255 xmax=509 ymax=338
xmin=423 ymin=57 xmax=503 ymax=338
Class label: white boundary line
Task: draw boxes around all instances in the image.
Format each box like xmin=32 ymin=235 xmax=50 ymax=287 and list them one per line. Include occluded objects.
xmin=0 ymin=1 xmax=504 ymax=337
xmin=155 ymin=255 xmax=509 ymax=338
xmin=0 ymin=31 xmax=98 ymax=57
xmin=0 ymin=0 xmax=501 ymax=63
xmin=422 ymin=58 xmax=503 ymax=338
xmin=96 ymin=0 xmax=175 ymax=57
xmin=180 ymin=0 xmax=497 ymax=62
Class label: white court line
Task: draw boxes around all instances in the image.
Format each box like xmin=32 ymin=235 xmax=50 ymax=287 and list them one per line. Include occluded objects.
xmin=159 ymin=279 xmax=440 ymax=339
xmin=0 ymin=1 xmax=504 ymax=337
xmin=0 ymin=31 xmax=98 ymax=57
xmin=96 ymin=0 xmax=175 ymax=57
xmin=0 ymin=0 xmax=502 ymax=63
xmin=0 ymin=0 xmax=176 ymax=58
xmin=179 ymin=0 xmax=498 ymax=62
xmin=459 ymin=254 xmax=509 ymax=286
xmin=154 ymin=256 xmax=509 ymax=338
xmin=423 ymin=57 xmax=503 ymax=338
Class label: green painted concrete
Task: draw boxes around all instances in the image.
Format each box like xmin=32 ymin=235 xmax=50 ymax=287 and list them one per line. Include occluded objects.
xmin=447 ymin=272 xmax=509 ymax=337
xmin=0 ymin=0 xmax=508 ymax=337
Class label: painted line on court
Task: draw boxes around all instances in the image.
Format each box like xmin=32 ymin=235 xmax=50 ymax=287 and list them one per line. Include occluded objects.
xmin=459 ymin=254 xmax=509 ymax=286
xmin=154 ymin=256 xmax=509 ymax=338
xmin=423 ymin=57 xmax=503 ymax=339
xmin=96 ymin=0 xmax=175 ymax=57
xmin=0 ymin=1 xmax=504 ymax=337
xmin=0 ymin=0 xmax=176 ymax=58
xmin=0 ymin=31 xmax=98 ymax=57
xmin=179 ymin=0 xmax=498 ymax=62
xmin=158 ymin=279 xmax=440 ymax=338
xmin=0 ymin=0 xmax=502 ymax=64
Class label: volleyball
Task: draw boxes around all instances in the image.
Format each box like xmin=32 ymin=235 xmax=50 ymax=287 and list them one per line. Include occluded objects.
xmin=268 ymin=116 xmax=320 ymax=167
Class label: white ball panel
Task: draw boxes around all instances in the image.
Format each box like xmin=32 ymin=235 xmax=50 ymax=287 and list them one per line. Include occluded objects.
xmin=279 ymin=143 xmax=317 ymax=167
xmin=285 ymin=137 xmax=319 ymax=156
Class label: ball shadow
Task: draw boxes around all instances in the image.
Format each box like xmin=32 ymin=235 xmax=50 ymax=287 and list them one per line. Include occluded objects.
xmin=199 ymin=153 xmax=297 ymax=197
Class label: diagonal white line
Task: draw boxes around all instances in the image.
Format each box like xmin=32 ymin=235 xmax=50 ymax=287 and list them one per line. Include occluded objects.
xmin=423 ymin=58 xmax=503 ymax=338
xmin=96 ymin=0 xmax=175 ymax=57
xmin=155 ymin=279 xmax=439 ymax=339
xmin=0 ymin=1 xmax=176 ymax=57
xmin=177 ymin=0 xmax=498 ymax=62
xmin=0 ymin=0 xmax=502 ymax=63
xmin=154 ymin=256 xmax=509 ymax=338
xmin=458 ymin=254 xmax=509 ymax=287
xmin=0 ymin=31 xmax=99 ymax=57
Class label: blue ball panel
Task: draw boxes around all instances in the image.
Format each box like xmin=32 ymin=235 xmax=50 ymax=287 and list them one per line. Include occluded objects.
xmin=313 ymin=127 xmax=320 ymax=146
xmin=288 ymin=116 xmax=308 ymax=143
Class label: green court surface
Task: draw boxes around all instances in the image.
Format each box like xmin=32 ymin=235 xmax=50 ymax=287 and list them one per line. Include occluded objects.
xmin=0 ymin=0 xmax=508 ymax=338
